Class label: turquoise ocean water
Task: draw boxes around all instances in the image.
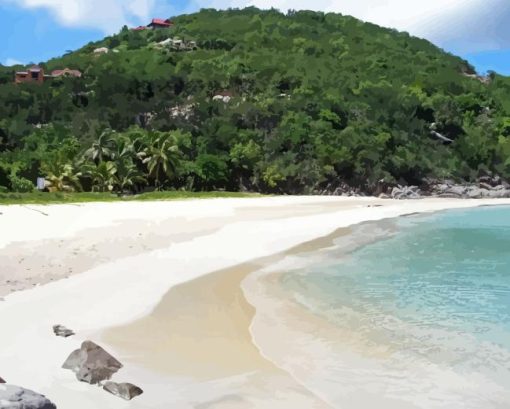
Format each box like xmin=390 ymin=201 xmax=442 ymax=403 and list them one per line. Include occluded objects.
xmin=248 ymin=206 xmax=510 ymax=408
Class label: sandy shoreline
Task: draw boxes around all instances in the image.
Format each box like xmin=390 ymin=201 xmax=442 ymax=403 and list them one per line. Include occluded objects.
xmin=1 ymin=196 xmax=510 ymax=408
xmin=0 ymin=197 xmax=370 ymax=298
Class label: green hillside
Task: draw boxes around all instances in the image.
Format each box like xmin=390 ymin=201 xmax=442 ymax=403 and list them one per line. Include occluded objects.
xmin=1 ymin=7 xmax=510 ymax=195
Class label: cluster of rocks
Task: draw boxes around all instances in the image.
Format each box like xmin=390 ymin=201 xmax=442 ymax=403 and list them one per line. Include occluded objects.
xmin=62 ymin=340 xmax=143 ymax=401
xmin=428 ymin=177 xmax=510 ymax=199
xmin=318 ymin=174 xmax=510 ymax=200
xmin=0 ymin=328 xmax=143 ymax=408
xmin=385 ymin=185 xmax=422 ymax=200
xmin=377 ymin=176 xmax=510 ymax=200
xmin=317 ymin=182 xmax=364 ymax=197
xmin=0 ymin=384 xmax=56 ymax=409
xmin=462 ymin=71 xmax=492 ymax=84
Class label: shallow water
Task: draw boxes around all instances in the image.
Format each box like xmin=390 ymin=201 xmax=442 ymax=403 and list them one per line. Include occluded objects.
xmin=245 ymin=206 xmax=510 ymax=409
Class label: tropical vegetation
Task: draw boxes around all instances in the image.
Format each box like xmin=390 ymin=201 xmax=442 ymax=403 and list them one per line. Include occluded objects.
xmin=1 ymin=7 xmax=510 ymax=196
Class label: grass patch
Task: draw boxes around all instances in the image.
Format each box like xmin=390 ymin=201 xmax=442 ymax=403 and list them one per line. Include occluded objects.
xmin=0 ymin=191 xmax=263 ymax=205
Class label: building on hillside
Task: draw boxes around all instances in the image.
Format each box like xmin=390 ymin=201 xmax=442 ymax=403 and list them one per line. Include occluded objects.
xmin=148 ymin=18 xmax=174 ymax=29
xmin=157 ymin=38 xmax=198 ymax=51
xmin=157 ymin=38 xmax=172 ymax=47
xmin=15 ymin=66 xmax=83 ymax=84
xmin=132 ymin=26 xmax=147 ymax=31
xmin=93 ymin=47 xmax=109 ymax=55
xmin=51 ymin=68 xmax=82 ymax=78
xmin=212 ymin=90 xmax=233 ymax=103
xmin=15 ymin=66 xmax=45 ymax=84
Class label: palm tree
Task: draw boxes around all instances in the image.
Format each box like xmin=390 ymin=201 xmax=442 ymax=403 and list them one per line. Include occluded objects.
xmin=41 ymin=157 xmax=82 ymax=192
xmin=141 ymin=131 xmax=181 ymax=190
xmin=112 ymin=135 xmax=135 ymax=162
xmin=114 ymin=160 xmax=146 ymax=194
xmin=85 ymin=129 xmax=115 ymax=163
xmin=88 ymin=161 xmax=117 ymax=192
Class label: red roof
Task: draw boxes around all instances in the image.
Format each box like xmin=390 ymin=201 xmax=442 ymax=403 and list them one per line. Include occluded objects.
xmin=149 ymin=18 xmax=173 ymax=27
xmin=216 ymin=90 xmax=233 ymax=97
xmin=132 ymin=26 xmax=147 ymax=31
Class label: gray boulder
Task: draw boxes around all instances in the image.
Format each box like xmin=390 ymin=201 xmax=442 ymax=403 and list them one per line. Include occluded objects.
xmin=62 ymin=341 xmax=123 ymax=385
xmin=436 ymin=193 xmax=462 ymax=198
xmin=0 ymin=385 xmax=56 ymax=409
xmin=53 ymin=325 xmax=75 ymax=338
xmin=479 ymin=175 xmax=501 ymax=187
xmin=486 ymin=188 xmax=510 ymax=198
xmin=479 ymin=182 xmax=493 ymax=190
xmin=391 ymin=185 xmax=421 ymax=200
xmin=0 ymin=377 xmax=5 ymax=383
xmin=103 ymin=382 xmax=143 ymax=401
xmin=465 ymin=187 xmax=483 ymax=198
xmin=446 ymin=185 xmax=468 ymax=197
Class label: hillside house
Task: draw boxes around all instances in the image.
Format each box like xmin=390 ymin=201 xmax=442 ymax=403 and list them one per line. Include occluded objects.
xmin=157 ymin=38 xmax=198 ymax=51
xmin=148 ymin=18 xmax=174 ymax=29
xmin=15 ymin=66 xmax=45 ymax=84
xmin=15 ymin=65 xmax=83 ymax=84
xmin=51 ymin=68 xmax=82 ymax=78
xmin=93 ymin=47 xmax=109 ymax=55
xmin=132 ymin=26 xmax=147 ymax=31
xmin=212 ymin=91 xmax=233 ymax=103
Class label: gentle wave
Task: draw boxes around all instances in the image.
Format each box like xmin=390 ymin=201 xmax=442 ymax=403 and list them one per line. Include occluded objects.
xmin=243 ymin=206 xmax=510 ymax=409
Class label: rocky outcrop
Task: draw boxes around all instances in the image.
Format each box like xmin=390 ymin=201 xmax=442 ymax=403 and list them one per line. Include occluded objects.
xmin=383 ymin=175 xmax=510 ymax=200
xmin=62 ymin=341 xmax=122 ymax=385
xmin=391 ymin=185 xmax=421 ymax=200
xmin=53 ymin=325 xmax=75 ymax=338
xmin=320 ymin=175 xmax=510 ymax=200
xmin=0 ymin=385 xmax=56 ymax=409
xmin=462 ymin=72 xmax=492 ymax=84
xmin=428 ymin=180 xmax=510 ymax=199
xmin=317 ymin=182 xmax=363 ymax=197
xmin=0 ymin=376 xmax=5 ymax=383
xmin=103 ymin=382 xmax=143 ymax=401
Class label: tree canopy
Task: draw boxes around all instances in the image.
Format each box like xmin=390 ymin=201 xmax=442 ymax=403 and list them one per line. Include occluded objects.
xmin=1 ymin=7 xmax=509 ymax=194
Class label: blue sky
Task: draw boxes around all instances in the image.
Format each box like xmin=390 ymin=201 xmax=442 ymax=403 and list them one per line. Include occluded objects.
xmin=0 ymin=0 xmax=509 ymax=75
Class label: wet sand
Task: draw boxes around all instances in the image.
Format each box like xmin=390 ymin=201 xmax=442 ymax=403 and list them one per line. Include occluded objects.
xmin=102 ymin=262 xmax=275 ymax=378
xmin=102 ymin=254 xmax=339 ymax=408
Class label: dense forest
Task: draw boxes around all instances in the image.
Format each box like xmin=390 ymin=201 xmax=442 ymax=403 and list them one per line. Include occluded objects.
xmin=1 ymin=7 xmax=510 ymax=195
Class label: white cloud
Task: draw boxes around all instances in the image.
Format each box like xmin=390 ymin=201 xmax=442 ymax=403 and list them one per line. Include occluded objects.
xmin=4 ymin=58 xmax=23 ymax=66
xmin=126 ymin=0 xmax=155 ymax=21
xmin=199 ymin=0 xmax=510 ymax=53
xmin=0 ymin=0 xmax=157 ymax=33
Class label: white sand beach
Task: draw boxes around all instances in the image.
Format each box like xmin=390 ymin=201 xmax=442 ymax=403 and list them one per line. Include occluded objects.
xmin=1 ymin=196 xmax=510 ymax=408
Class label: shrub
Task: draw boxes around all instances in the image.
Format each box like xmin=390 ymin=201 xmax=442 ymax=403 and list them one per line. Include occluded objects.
xmin=9 ymin=176 xmax=35 ymax=193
